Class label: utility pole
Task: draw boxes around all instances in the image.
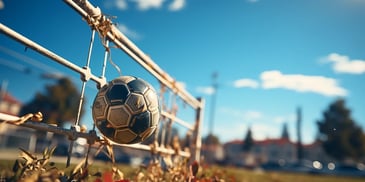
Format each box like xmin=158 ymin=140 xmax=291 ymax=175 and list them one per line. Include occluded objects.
xmin=208 ymin=72 xmax=218 ymax=135
xmin=0 ymin=80 xmax=8 ymax=102
xmin=297 ymin=107 xmax=303 ymax=162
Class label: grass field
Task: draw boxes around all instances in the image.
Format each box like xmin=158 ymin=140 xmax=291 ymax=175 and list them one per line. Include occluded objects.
xmin=1 ymin=158 xmax=364 ymax=182
xmin=206 ymin=166 xmax=365 ymax=182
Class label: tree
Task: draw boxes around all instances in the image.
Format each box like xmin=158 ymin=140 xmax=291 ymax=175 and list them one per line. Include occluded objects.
xmin=242 ymin=127 xmax=254 ymax=151
xmin=203 ymin=133 xmax=220 ymax=145
xmin=317 ymin=99 xmax=365 ymax=161
xmin=20 ymin=77 xmax=84 ymax=127
xmin=281 ymin=122 xmax=289 ymax=140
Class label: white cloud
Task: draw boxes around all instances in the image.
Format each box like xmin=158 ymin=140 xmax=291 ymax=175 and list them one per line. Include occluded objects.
xmin=260 ymin=70 xmax=347 ymax=97
xmin=323 ymin=53 xmax=365 ymax=74
xmin=107 ymin=0 xmax=186 ymax=11
xmin=273 ymin=114 xmax=295 ymax=124
xmin=116 ymin=24 xmax=141 ymax=40
xmin=196 ymin=86 xmax=215 ymax=95
xmin=0 ymin=0 xmax=3 ymax=9
xmin=233 ymin=78 xmax=259 ymax=88
xmin=219 ymin=107 xmax=263 ymax=122
xmin=252 ymin=124 xmax=278 ymax=140
xmin=213 ymin=122 xmax=279 ymax=142
xmin=116 ymin=0 xmax=128 ymax=10
xmin=247 ymin=0 xmax=259 ymax=3
xmin=215 ymin=107 xmax=300 ymax=142
xmin=243 ymin=110 xmax=263 ymax=120
xmin=219 ymin=107 xmax=244 ymax=119
xmin=212 ymin=123 xmax=248 ymax=142
xmin=168 ymin=0 xmax=185 ymax=11
xmin=133 ymin=0 xmax=165 ymax=10
xmin=104 ymin=0 xmax=127 ymax=10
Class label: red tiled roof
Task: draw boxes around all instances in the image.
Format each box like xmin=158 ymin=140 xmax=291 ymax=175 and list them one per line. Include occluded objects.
xmin=1 ymin=92 xmax=22 ymax=105
xmin=201 ymin=144 xmax=221 ymax=151
xmin=255 ymin=138 xmax=293 ymax=145
xmin=224 ymin=138 xmax=295 ymax=146
xmin=224 ymin=139 xmax=243 ymax=146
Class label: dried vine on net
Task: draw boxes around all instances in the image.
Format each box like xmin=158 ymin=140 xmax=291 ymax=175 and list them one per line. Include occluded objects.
xmin=85 ymin=13 xmax=122 ymax=77
xmin=1 ymin=112 xmax=43 ymax=126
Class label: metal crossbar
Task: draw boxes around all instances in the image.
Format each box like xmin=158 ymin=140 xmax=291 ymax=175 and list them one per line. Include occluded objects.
xmin=0 ymin=23 xmax=107 ymax=88
xmin=64 ymin=0 xmax=203 ymax=109
xmin=0 ymin=0 xmax=205 ymax=164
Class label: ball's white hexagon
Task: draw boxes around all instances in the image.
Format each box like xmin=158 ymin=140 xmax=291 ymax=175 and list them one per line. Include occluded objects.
xmin=107 ymin=105 xmax=131 ymax=128
xmin=144 ymin=88 xmax=159 ymax=112
xmin=114 ymin=128 xmax=138 ymax=144
xmin=112 ymin=76 xmax=135 ymax=84
xmin=92 ymin=96 xmax=108 ymax=120
xmin=150 ymin=109 xmax=160 ymax=127
xmin=125 ymin=93 xmax=147 ymax=114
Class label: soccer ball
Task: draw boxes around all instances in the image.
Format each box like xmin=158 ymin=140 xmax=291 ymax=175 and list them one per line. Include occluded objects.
xmin=92 ymin=76 xmax=160 ymax=144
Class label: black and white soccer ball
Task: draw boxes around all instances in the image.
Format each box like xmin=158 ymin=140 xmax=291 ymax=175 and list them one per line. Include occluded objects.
xmin=92 ymin=76 xmax=160 ymax=144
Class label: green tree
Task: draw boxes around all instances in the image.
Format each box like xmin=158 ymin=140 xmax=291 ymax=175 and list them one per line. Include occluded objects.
xmin=203 ymin=133 xmax=220 ymax=145
xmin=281 ymin=122 xmax=290 ymax=140
xmin=242 ymin=127 xmax=254 ymax=151
xmin=317 ymin=99 xmax=365 ymax=161
xmin=20 ymin=77 xmax=84 ymax=127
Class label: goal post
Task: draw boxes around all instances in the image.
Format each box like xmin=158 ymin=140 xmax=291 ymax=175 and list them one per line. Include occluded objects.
xmin=0 ymin=0 xmax=205 ymax=164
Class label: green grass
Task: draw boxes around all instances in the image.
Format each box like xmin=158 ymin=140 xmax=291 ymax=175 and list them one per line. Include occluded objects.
xmin=208 ymin=166 xmax=365 ymax=182
xmin=1 ymin=159 xmax=364 ymax=182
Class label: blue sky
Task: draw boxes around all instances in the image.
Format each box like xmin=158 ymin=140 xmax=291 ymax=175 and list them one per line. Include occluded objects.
xmin=1 ymin=0 xmax=365 ymax=144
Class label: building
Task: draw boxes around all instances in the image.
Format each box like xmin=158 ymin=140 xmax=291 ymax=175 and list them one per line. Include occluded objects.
xmin=302 ymin=140 xmax=332 ymax=163
xmin=223 ymin=138 xmax=329 ymax=167
xmin=0 ymin=91 xmax=22 ymax=116
xmin=0 ymin=91 xmax=22 ymax=134
xmin=0 ymin=90 xmax=33 ymax=150
xmin=201 ymin=143 xmax=225 ymax=164
xmin=0 ymin=90 xmax=88 ymax=155
xmin=253 ymin=138 xmax=297 ymax=165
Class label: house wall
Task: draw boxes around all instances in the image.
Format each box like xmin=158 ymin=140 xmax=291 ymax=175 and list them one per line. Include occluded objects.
xmin=224 ymin=139 xmax=329 ymax=166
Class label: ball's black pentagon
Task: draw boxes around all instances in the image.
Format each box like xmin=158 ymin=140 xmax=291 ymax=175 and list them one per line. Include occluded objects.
xmin=129 ymin=111 xmax=151 ymax=135
xmin=107 ymin=83 xmax=129 ymax=105
xmin=96 ymin=120 xmax=115 ymax=140
xmin=127 ymin=78 xmax=149 ymax=94
xmin=139 ymin=126 xmax=156 ymax=141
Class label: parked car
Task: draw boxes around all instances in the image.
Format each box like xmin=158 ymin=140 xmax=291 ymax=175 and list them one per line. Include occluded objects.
xmin=333 ymin=164 xmax=365 ymax=177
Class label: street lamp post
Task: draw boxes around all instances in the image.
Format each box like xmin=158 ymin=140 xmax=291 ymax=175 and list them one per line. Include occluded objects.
xmin=208 ymin=72 xmax=218 ymax=135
